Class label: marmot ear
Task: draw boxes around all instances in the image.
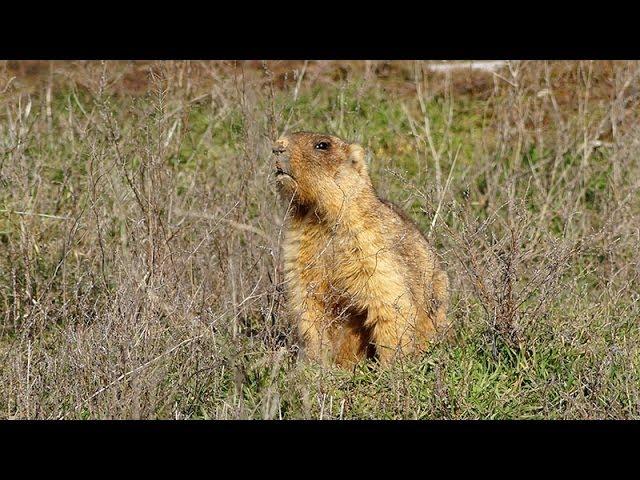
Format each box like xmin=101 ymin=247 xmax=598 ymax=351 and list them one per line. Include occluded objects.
xmin=348 ymin=144 xmax=367 ymax=174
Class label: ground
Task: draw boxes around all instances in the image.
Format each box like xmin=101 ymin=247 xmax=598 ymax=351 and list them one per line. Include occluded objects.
xmin=0 ymin=60 xmax=639 ymax=419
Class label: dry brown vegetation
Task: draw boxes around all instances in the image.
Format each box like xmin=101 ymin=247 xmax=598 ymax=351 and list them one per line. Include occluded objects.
xmin=1 ymin=60 xmax=639 ymax=419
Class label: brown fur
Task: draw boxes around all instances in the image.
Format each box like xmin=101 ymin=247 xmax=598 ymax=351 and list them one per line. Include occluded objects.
xmin=272 ymin=131 xmax=449 ymax=367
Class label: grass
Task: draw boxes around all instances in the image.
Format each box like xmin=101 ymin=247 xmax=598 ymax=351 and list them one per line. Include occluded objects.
xmin=0 ymin=60 xmax=639 ymax=419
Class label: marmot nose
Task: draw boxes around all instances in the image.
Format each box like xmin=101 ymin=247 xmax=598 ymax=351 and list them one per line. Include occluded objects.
xmin=272 ymin=139 xmax=288 ymax=155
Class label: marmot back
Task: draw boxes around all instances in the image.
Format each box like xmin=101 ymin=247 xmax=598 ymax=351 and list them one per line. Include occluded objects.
xmin=271 ymin=131 xmax=449 ymax=367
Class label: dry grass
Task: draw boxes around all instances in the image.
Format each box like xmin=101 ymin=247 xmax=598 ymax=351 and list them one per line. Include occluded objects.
xmin=1 ymin=60 xmax=639 ymax=419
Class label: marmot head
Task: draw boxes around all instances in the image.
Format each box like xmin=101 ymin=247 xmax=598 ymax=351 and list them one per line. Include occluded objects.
xmin=271 ymin=131 xmax=369 ymax=214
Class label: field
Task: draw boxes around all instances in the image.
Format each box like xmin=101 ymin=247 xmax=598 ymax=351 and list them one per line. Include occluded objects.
xmin=0 ymin=60 xmax=639 ymax=419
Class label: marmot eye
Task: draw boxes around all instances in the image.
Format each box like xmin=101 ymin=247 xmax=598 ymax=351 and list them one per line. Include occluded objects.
xmin=315 ymin=141 xmax=330 ymax=150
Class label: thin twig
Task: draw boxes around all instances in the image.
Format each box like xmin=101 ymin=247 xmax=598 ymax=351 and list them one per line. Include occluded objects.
xmin=173 ymin=208 xmax=270 ymax=242
xmin=429 ymin=144 xmax=460 ymax=236
xmin=0 ymin=209 xmax=73 ymax=221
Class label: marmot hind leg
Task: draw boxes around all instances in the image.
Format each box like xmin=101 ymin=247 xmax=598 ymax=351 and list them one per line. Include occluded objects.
xmin=366 ymin=301 xmax=417 ymax=365
xmin=334 ymin=310 xmax=375 ymax=367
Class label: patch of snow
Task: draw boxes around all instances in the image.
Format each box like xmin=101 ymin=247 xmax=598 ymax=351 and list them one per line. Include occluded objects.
xmin=426 ymin=61 xmax=508 ymax=73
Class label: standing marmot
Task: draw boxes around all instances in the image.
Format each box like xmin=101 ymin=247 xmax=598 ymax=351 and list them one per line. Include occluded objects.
xmin=272 ymin=131 xmax=449 ymax=367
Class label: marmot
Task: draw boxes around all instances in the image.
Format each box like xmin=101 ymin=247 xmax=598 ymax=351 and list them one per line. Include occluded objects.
xmin=272 ymin=131 xmax=449 ymax=367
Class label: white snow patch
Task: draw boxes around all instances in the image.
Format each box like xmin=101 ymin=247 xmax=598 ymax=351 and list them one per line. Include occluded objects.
xmin=426 ymin=61 xmax=508 ymax=73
